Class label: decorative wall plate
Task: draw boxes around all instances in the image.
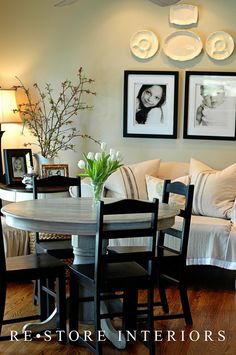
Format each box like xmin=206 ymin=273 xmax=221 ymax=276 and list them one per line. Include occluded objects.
xmin=169 ymin=4 xmax=198 ymax=25
xmin=149 ymin=0 xmax=181 ymax=6
xmin=130 ymin=30 xmax=159 ymax=59
xmin=163 ymin=30 xmax=202 ymax=61
xmin=206 ymin=31 xmax=234 ymax=60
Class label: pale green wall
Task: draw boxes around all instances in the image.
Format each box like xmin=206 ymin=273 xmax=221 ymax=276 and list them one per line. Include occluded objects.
xmin=0 ymin=0 xmax=236 ymax=176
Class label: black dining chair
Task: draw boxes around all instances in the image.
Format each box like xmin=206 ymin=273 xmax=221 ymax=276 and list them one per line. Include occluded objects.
xmin=32 ymin=175 xmax=81 ymax=311
xmin=0 ymin=214 xmax=67 ymax=341
xmin=108 ymin=180 xmax=194 ymax=326
xmin=69 ymin=198 xmax=159 ymax=355
xmin=153 ymin=179 xmax=194 ymax=325
xmin=32 ymin=175 xmax=81 ymax=259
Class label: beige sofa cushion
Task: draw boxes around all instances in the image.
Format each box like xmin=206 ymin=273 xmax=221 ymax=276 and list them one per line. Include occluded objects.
xmin=105 ymin=159 xmax=161 ymax=199
xmin=190 ymin=158 xmax=236 ymax=219
xmin=164 ymin=215 xmax=234 ymax=269
xmin=146 ymin=174 xmax=190 ymax=208
xmin=158 ymin=161 xmax=189 ymax=180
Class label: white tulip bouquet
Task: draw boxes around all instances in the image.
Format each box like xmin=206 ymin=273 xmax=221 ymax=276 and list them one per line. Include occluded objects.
xmin=78 ymin=142 xmax=123 ymax=202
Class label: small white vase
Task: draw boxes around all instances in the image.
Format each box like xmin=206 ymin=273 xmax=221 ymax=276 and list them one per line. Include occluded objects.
xmin=33 ymin=153 xmax=54 ymax=176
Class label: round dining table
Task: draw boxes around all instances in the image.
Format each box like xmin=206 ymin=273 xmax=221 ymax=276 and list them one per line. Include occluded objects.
xmin=2 ymin=197 xmax=179 ymax=348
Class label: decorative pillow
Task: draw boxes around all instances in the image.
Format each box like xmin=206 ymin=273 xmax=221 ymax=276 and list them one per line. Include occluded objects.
xmin=105 ymin=159 xmax=161 ymax=200
xmin=145 ymin=175 xmax=190 ymax=209
xmin=232 ymin=199 xmax=236 ymax=224
xmin=190 ymin=158 xmax=236 ymax=219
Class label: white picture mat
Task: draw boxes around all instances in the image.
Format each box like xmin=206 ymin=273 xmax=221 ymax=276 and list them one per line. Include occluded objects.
xmin=187 ymin=75 xmax=236 ymax=137
xmin=127 ymin=74 xmax=176 ymax=135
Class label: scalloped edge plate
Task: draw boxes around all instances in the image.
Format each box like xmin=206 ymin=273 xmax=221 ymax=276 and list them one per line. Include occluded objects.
xmin=130 ymin=30 xmax=159 ymax=59
xmin=206 ymin=31 xmax=234 ymax=60
xmin=169 ymin=4 xmax=198 ymax=25
xmin=163 ymin=30 xmax=202 ymax=61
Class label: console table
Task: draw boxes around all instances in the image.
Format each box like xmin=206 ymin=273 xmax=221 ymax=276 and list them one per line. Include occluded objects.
xmin=0 ymin=183 xmax=70 ymax=256
xmin=0 ymin=182 xmax=69 ymax=203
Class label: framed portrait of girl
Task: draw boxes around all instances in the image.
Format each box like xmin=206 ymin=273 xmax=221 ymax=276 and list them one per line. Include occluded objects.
xmin=123 ymin=70 xmax=179 ymax=138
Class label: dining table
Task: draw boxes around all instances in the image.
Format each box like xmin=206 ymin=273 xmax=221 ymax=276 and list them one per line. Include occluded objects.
xmin=2 ymin=196 xmax=179 ymax=348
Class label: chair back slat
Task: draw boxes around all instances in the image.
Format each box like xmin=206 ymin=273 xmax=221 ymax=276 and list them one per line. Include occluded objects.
xmin=33 ymin=175 xmax=81 ymax=200
xmin=102 ymin=228 xmax=155 ymax=240
xmin=102 ymin=198 xmax=157 ymax=215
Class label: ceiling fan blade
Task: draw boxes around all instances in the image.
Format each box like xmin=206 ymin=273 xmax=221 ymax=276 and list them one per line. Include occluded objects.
xmin=149 ymin=0 xmax=181 ymax=6
xmin=54 ymin=0 xmax=78 ymax=7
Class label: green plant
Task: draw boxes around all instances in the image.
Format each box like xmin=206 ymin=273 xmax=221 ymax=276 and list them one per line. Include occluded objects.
xmin=15 ymin=67 xmax=99 ymax=158
xmin=78 ymin=142 xmax=123 ymax=203
xmin=78 ymin=142 xmax=123 ymax=184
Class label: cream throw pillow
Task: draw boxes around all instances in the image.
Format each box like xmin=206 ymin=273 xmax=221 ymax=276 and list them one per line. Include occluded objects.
xmin=145 ymin=175 xmax=190 ymax=208
xmin=105 ymin=159 xmax=161 ymax=200
xmin=190 ymin=158 xmax=236 ymax=219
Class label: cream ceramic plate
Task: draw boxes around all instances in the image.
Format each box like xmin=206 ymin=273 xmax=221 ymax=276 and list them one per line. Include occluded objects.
xmin=163 ymin=30 xmax=202 ymax=61
xmin=150 ymin=0 xmax=181 ymax=6
xmin=206 ymin=31 xmax=234 ymax=60
xmin=130 ymin=30 xmax=159 ymax=59
xmin=169 ymin=4 xmax=198 ymax=25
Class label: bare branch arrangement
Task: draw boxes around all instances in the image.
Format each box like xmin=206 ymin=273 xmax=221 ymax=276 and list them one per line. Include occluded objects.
xmin=15 ymin=67 xmax=100 ymax=159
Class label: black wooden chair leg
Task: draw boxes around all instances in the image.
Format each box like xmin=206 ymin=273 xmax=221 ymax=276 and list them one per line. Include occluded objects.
xmin=0 ymin=282 xmax=6 ymax=334
xmin=123 ymin=288 xmax=138 ymax=332
xmin=147 ymin=286 xmax=155 ymax=355
xmin=157 ymin=276 xmax=169 ymax=313
xmin=56 ymin=272 xmax=67 ymax=343
xmin=94 ymin=293 xmax=102 ymax=355
xmin=69 ymin=272 xmax=79 ymax=333
xmin=38 ymin=279 xmax=48 ymax=321
xmin=179 ymin=281 xmax=192 ymax=325
xmin=46 ymin=278 xmax=56 ymax=316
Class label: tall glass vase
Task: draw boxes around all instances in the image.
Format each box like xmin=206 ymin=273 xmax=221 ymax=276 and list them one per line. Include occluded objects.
xmin=91 ymin=181 xmax=105 ymax=206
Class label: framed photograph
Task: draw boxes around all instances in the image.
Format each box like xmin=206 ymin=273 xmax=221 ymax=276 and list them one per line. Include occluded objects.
xmin=184 ymin=71 xmax=236 ymax=140
xmin=42 ymin=164 xmax=69 ymax=178
xmin=4 ymin=149 xmax=33 ymax=185
xmin=123 ymin=70 xmax=179 ymax=138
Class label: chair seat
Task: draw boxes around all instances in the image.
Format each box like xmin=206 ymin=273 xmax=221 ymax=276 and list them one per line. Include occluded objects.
xmin=6 ymin=253 xmax=65 ymax=281
xmin=36 ymin=240 xmax=73 ymax=259
xmin=70 ymin=261 xmax=149 ymax=289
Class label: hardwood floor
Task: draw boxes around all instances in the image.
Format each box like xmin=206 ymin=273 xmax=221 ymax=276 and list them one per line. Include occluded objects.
xmin=0 ymin=279 xmax=236 ymax=355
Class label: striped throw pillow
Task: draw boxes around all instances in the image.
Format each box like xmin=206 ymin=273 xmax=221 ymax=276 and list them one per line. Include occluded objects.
xmin=190 ymin=158 xmax=236 ymax=219
xmin=105 ymin=159 xmax=161 ymax=200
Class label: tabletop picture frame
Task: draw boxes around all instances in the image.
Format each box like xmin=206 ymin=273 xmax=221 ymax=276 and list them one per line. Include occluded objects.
xmin=4 ymin=148 xmax=33 ymax=185
xmin=42 ymin=164 xmax=69 ymax=178
xmin=183 ymin=71 xmax=236 ymax=140
xmin=123 ymin=70 xmax=178 ymax=138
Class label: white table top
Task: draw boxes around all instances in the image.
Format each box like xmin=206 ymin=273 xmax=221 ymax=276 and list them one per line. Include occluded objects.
xmin=2 ymin=197 xmax=179 ymax=236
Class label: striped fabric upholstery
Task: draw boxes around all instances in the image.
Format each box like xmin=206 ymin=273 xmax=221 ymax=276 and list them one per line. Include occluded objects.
xmin=190 ymin=158 xmax=236 ymax=219
xmin=105 ymin=159 xmax=161 ymax=200
xmin=120 ymin=166 xmax=139 ymax=198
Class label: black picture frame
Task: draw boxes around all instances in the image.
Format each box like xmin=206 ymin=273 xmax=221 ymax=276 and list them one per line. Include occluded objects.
xmin=183 ymin=71 xmax=236 ymax=140
xmin=4 ymin=149 xmax=33 ymax=185
xmin=123 ymin=70 xmax=178 ymax=138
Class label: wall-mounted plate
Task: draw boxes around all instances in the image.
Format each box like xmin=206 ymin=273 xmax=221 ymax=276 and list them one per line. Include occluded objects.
xmin=163 ymin=30 xmax=202 ymax=61
xmin=169 ymin=4 xmax=198 ymax=26
xmin=130 ymin=30 xmax=159 ymax=59
xmin=206 ymin=31 xmax=234 ymax=60
xmin=150 ymin=0 xmax=181 ymax=6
